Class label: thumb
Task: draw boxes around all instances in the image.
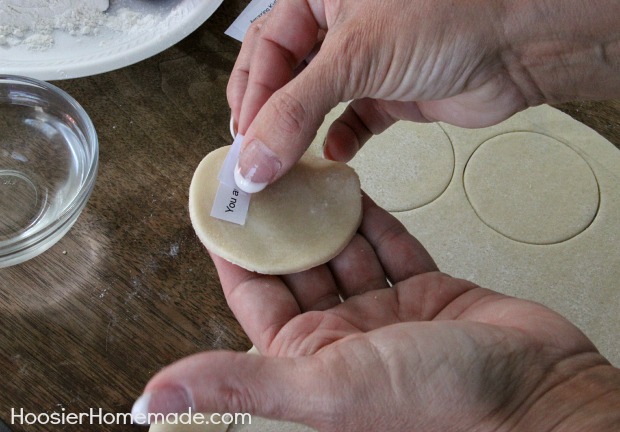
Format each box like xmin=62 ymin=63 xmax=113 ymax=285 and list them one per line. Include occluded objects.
xmin=234 ymin=55 xmax=342 ymax=193
xmin=131 ymin=350 xmax=330 ymax=427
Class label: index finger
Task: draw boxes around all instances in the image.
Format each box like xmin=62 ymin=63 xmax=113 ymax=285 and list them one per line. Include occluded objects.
xmin=227 ymin=15 xmax=267 ymax=130
xmin=237 ymin=0 xmax=327 ymax=133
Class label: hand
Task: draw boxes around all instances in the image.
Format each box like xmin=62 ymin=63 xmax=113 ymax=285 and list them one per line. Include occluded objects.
xmin=134 ymin=195 xmax=620 ymax=431
xmin=228 ymin=0 xmax=620 ymax=194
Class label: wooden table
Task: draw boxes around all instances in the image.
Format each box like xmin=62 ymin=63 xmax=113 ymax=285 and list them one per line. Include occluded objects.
xmin=1 ymin=1 xmax=619 ymax=430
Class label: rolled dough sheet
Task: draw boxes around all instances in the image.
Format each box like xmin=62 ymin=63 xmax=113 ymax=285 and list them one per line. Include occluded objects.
xmin=344 ymin=121 xmax=455 ymax=211
xmin=311 ymin=104 xmax=620 ymax=367
xmin=189 ymin=146 xmax=362 ymax=275
xmin=463 ymin=131 xmax=600 ymax=244
xmin=163 ymin=105 xmax=619 ymax=432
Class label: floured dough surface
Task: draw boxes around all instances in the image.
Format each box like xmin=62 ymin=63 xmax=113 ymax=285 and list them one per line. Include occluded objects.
xmin=189 ymin=146 xmax=362 ymax=275
xmin=309 ymin=104 xmax=620 ymax=367
xmin=350 ymin=123 xmax=454 ymax=211
xmin=308 ymin=104 xmax=455 ymax=211
xmin=463 ymin=132 xmax=599 ymax=244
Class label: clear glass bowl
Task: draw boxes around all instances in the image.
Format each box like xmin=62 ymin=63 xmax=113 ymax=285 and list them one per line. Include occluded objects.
xmin=0 ymin=75 xmax=98 ymax=267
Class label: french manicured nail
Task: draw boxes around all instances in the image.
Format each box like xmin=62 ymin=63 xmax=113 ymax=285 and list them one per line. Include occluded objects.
xmin=131 ymin=386 xmax=194 ymax=425
xmin=235 ymin=139 xmax=281 ymax=194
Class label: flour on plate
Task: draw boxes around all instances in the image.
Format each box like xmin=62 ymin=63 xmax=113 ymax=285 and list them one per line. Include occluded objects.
xmin=0 ymin=0 xmax=157 ymax=50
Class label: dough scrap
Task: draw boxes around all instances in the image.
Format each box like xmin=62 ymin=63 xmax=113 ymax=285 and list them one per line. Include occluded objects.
xmin=189 ymin=146 xmax=362 ymax=274
xmin=463 ymin=132 xmax=599 ymax=244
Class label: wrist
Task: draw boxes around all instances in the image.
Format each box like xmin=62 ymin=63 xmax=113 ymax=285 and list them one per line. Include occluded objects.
xmin=498 ymin=0 xmax=620 ymax=104
xmin=513 ymin=353 xmax=620 ymax=432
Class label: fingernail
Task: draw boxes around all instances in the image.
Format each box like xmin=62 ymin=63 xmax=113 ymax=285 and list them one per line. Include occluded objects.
xmin=131 ymin=386 xmax=194 ymax=425
xmin=229 ymin=115 xmax=237 ymax=139
xmin=322 ymin=137 xmax=333 ymax=160
xmin=235 ymin=139 xmax=281 ymax=194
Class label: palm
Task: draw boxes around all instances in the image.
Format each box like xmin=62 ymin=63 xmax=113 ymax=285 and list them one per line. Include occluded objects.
xmin=267 ymin=275 xmax=592 ymax=358
xmin=209 ymin=196 xmax=597 ymax=430
xmin=140 ymin=196 xmax=606 ymax=432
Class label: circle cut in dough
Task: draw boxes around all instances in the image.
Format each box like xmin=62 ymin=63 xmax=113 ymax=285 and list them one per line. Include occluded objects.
xmin=464 ymin=132 xmax=599 ymax=244
xmin=348 ymin=122 xmax=454 ymax=211
xmin=189 ymin=146 xmax=362 ymax=274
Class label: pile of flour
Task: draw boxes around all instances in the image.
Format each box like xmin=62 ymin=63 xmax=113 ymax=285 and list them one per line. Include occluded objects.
xmin=0 ymin=0 xmax=158 ymax=50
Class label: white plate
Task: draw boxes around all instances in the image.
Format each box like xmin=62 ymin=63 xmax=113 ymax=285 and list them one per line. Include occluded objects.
xmin=0 ymin=0 xmax=224 ymax=81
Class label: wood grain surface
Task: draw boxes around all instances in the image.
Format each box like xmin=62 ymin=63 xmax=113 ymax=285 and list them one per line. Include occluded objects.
xmin=1 ymin=1 xmax=619 ymax=431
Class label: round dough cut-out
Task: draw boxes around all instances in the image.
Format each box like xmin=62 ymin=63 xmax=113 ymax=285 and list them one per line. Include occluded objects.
xmin=464 ymin=132 xmax=599 ymax=244
xmin=348 ymin=122 xmax=454 ymax=211
xmin=189 ymin=146 xmax=362 ymax=274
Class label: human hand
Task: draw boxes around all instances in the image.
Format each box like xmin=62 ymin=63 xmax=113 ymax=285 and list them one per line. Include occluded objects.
xmin=134 ymin=195 xmax=620 ymax=431
xmin=229 ymin=0 xmax=522 ymax=192
xmin=228 ymin=0 xmax=620 ymax=194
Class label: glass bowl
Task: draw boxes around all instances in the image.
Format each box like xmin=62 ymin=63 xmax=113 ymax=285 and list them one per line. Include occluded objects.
xmin=0 ymin=75 xmax=98 ymax=268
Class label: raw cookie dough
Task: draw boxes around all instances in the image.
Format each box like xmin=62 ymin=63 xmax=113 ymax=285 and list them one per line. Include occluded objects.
xmin=310 ymin=103 xmax=619 ymax=367
xmin=189 ymin=146 xmax=362 ymax=274
xmin=307 ymin=104 xmax=455 ymax=211
xmin=463 ymin=132 xmax=599 ymax=244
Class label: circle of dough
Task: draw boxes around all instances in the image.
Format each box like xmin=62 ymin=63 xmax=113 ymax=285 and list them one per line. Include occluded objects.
xmin=189 ymin=146 xmax=362 ymax=274
xmin=464 ymin=132 xmax=599 ymax=244
xmin=347 ymin=122 xmax=454 ymax=211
